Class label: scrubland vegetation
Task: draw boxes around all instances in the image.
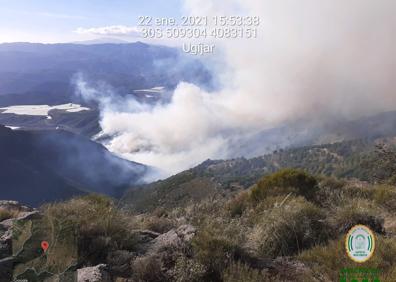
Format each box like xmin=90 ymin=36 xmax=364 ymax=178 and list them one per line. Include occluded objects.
xmin=8 ymin=139 xmax=396 ymax=281
xmin=32 ymin=165 xmax=396 ymax=281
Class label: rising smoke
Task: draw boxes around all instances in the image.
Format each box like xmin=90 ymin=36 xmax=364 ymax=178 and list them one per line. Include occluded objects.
xmin=76 ymin=0 xmax=396 ymax=179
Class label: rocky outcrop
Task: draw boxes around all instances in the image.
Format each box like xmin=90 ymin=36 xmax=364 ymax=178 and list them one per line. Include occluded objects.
xmin=148 ymin=224 xmax=196 ymax=254
xmin=77 ymin=264 xmax=111 ymax=282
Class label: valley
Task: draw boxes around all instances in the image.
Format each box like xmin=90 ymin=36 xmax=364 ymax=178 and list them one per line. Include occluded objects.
xmin=0 ymin=31 xmax=395 ymax=281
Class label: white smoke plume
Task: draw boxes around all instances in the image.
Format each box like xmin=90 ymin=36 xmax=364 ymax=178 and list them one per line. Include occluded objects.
xmin=76 ymin=0 xmax=396 ymax=178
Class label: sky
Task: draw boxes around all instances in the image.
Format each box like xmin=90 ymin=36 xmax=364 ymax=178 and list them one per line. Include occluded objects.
xmin=0 ymin=0 xmax=182 ymax=43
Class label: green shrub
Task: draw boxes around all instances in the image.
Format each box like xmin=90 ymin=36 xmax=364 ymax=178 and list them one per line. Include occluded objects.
xmin=315 ymin=178 xmax=377 ymax=209
xmin=315 ymin=177 xmax=347 ymax=207
xmin=248 ymin=197 xmax=329 ymax=257
xmin=227 ymin=191 xmax=250 ymax=217
xmin=192 ymin=230 xmax=239 ymax=281
xmin=42 ymin=194 xmax=137 ymax=265
xmin=143 ymin=216 xmax=175 ymax=233
xmin=173 ymin=256 xmax=207 ymax=282
xmin=250 ymin=169 xmax=318 ymax=202
xmin=328 ymin=199 xmax=384 ymax=234
xmin=341 ymin=183 xmax=374 ymax=200
xmin=318 ymin=177 xmax=346 ymax=190
xmin=131 ymin=255 xmax=168 ymax=282
xmin=223 ymin=262 xmax=270 ymax=282
xmin=373 ymin=185 xmax=396 ymax=211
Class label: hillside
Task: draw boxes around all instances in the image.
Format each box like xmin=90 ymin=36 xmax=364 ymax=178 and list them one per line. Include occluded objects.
xmin=2 ymin=169 xmax=396 ymax=281
xmin=122 ymin=136 xmax=395 ymax=213
xmin=122 ymin=110 xmax=396 ymax=214
xmin=0 ymin=125 xmax=148 ymax=206
xmin=1 ymin=134 xmax=395 ymax=281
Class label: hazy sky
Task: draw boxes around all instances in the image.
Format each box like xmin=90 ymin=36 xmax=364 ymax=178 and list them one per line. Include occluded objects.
xmin=0 ymin=0 xmax=182 ymax=43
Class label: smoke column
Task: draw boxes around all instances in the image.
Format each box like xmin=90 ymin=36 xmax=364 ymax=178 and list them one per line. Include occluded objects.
xmin=76 ymin=0 xmax=396 ymax=178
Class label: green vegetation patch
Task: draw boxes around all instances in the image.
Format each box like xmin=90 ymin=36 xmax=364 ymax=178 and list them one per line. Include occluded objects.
xmin=251 ymin=168 xmax=318 ymax=202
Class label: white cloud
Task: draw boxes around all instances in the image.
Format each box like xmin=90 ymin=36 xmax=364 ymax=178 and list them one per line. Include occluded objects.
xmin=74 ymin=25 xmax=140 ymax=37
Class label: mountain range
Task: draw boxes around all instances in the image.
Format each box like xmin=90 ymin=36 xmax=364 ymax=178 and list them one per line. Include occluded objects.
xmin=0 ymin=42 xmax=213 ymax=106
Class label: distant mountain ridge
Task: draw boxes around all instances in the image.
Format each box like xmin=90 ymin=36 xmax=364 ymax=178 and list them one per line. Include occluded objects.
xmin=229 ymin=110 xmax=396 ymax=158
xmin=71 ymin=37 xmax=132 ymax=45
xmin=122 ymin=135 xmax=395 ymax=213
xmin=0 ymin=42 xmax=213 ymax=106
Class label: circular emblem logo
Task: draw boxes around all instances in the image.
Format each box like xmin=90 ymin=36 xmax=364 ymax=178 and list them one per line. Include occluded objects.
xmin=345 ymin=225 xmax=375 ymax=263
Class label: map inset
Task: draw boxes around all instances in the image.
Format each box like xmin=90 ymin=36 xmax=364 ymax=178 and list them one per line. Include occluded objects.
xmin=11 ymin=213 xmax=78 ymax=282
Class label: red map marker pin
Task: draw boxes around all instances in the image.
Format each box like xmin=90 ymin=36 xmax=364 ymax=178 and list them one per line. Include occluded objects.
xmin=41 ymin=241 xmax=49 ymax=252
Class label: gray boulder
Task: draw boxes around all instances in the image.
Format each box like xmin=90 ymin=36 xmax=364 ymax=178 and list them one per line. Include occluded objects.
xmin=148 ymin=224 xmax=196 ymax=254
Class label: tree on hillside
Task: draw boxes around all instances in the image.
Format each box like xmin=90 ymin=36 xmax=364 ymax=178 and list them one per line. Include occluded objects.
xmin=366 ymin=143 xmax=396 ymax=183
